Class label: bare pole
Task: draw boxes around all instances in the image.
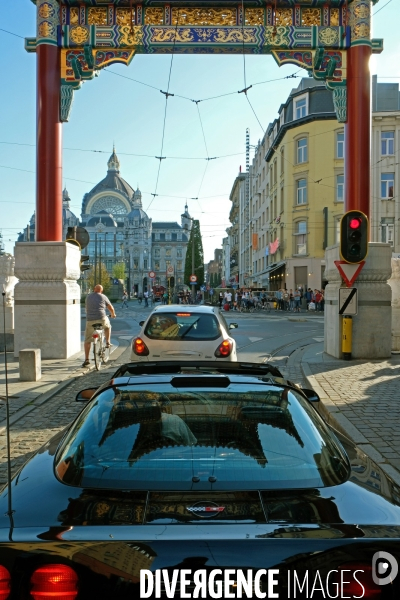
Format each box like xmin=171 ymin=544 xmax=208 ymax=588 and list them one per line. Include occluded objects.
xmin=2 ymin=291 xmax=14 ymax=538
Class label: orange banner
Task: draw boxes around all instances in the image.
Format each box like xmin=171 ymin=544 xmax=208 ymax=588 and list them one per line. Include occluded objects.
xmin=252 ymin=233 xmax=258 ymax=250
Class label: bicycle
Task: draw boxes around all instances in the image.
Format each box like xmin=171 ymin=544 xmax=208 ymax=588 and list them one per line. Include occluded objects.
xmin=91 ymin=323 xmax=111 ymax=371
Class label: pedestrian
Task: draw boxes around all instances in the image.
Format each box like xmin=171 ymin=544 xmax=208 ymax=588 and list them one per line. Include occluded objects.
xmin=226 ymin=290 xmax=232 ymax=308
xmin=315 ymin=289 xmax=322 ymax=311
xmin=306 ymin=288 xmax=313 ymax=309
xmin=144 ymin=290 xmax=149 ymax=307
xmin=218 ymin=291 xmax=224 ymax=308
xmin=294 ymin=288 xmax=301 ymax=312
xmin=320 ymin=290 xmax=325 ymax=312
xmin=289 ymin=289 xmax=295 ymax=311
xmin=121 ymin=290 xmax=128 ymax=308
xmin=283 ymin=289 xmax=290 ymax=311
xmin=138 ymin=293 xmax=142 ymax=304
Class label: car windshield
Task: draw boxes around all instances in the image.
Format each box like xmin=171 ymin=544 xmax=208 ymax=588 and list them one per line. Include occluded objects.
xmin=144 ymin=312 xmax=221 ymax=341
xmin=56 ymin=383 xmax=349 ymax=490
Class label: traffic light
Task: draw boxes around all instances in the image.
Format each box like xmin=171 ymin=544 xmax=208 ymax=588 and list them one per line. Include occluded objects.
xmin=340 ymin=210 xmax=369 ymax=264
xmin=80 ymin=255 xmax=91 ymax=272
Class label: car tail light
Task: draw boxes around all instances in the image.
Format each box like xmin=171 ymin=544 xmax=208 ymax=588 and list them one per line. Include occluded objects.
xmin=132 ymin=337 xmax=150 ymax=356
xmin=0 ymin=566 xmax=11 ymax=600
xmin=215 ymin=339 xmax=233 ymax=358
xmin=30 ymin=565 xmax=78 ymax=600
xmin=336 ymin=563 xmax=381 ymax=599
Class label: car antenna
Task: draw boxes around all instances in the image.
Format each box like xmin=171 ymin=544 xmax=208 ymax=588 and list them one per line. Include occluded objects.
xmin=2 ymin=290 xmax=14 ymax=540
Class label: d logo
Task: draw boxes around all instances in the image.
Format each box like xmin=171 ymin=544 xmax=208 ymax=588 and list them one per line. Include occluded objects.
xmin=372 ymin=551 xmax=398 ymax=586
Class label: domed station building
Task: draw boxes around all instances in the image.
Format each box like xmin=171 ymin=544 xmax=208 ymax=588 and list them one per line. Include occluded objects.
xmin=79 ymin=148 xmax=191 ymax=294
xmin=17 ymin=148 xmax=191 ymax=295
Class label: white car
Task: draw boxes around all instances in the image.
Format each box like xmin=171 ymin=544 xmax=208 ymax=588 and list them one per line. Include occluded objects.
xmin=131 ymin=305 xmax=238 ymax=361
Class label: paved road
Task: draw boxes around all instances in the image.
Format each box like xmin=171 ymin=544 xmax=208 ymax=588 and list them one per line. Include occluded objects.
xmin=0 ymin=302 xmax=324 ymax=485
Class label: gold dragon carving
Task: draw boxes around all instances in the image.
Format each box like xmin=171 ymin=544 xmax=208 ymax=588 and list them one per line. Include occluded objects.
xmin=70 ymin=25 xmax=90 ymax=45
xmin=150 ymin=28 xmax=194 ymax=43
xmin=330 ymin=9 xmax=339 ymax=26
xmin=69 ymin=7 xmax=79 ymax=24
xmin=245 ymin=9 xmax=264 ymax=26
xmin=171 ymin=8 xmax=236 ymax=26
xmin=144 ymin=8 xmax=164 ymax=25
xmin=275 ymin=9 xmax=292 ymax=26
xmin=88 ymin=8 xmax=108 ymax=26
xmin=119 ymin=25 xmax=143 ymax=46
xmin=302 ymin=9 xmax=321 ymax=26
xmin=116 ymin=8 xmax=135 ymax=26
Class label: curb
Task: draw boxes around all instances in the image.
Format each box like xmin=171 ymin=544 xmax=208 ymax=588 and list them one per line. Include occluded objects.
xmin=300 ymin=360 xmax=400 ymax=485
xmin=0 ymin=339 xmax=130 ymax=435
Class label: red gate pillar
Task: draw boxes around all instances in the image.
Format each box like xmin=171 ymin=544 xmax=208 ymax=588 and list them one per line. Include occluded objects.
xmin=344 ymin=0 xmax=372 ymax=218
xmin=36 ymin=0 xmax=62 ymax=241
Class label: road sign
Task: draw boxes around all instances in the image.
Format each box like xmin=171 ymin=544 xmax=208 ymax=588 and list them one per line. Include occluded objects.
xmin=149 ymin=271 xmax=155 ymax=279
xmin=190 ymin=274 xmax=197 ymax=283
xmin=334 ymin=260 xmax=365 ymax=288
xmin=166 ymin=265 xmax=174 ymax=277
xmin=200 ymin=285 xmax=206 ymax=292
xmin=339 ymin=287 xmax=358 ymax=315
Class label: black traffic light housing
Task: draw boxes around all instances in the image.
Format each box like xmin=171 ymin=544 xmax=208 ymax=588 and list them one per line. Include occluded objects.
xmin=80 ymin=255 xmax=91 ymax=272
xmin=340 ymin=210 xmax=369 ymax=264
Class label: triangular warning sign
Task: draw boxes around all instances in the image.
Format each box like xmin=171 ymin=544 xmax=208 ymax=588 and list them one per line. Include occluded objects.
xmin=334 ymin=261 xmax=365 ymax=288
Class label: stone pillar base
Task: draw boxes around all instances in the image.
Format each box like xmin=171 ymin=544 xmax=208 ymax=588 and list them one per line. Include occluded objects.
xmin=13 ymin=242 xmax=81 ymax=359
xmin=388 ymin=258 xmax=400 ymax=353
xmin=324 ymin=243 xmax=392 ymax=359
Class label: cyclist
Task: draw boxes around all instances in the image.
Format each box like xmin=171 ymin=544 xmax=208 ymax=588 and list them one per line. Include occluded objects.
xmin=82 ymin=284 xmax=116 ymax=367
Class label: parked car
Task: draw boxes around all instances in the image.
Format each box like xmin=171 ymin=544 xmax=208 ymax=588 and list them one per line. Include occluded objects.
xmin=0 ymin=361 xmax=399 ymax=599
xmin=130 ymin=305 xmax=238 ymax=361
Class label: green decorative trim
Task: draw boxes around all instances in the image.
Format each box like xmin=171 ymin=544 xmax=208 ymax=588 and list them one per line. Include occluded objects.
xmin=329 ymin=84 xmax=347 ymax=123
xmin=371 ymin=38 xmax=384 ymax=54
xmin=60 ymin=84 xmax=75 ymax=122
xmin=25 ymin=37 xmax=37 ymax=52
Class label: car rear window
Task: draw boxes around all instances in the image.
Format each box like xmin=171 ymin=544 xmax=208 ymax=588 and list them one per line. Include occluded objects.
xmin=56 ymin=384 xmax=349 ymax=491
xmin=144 ymin=312 xmax=221 ymax=341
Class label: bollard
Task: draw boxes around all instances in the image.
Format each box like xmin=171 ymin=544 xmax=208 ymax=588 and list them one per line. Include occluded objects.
xmin=342 ymin=316 xmax=352 ymax=361
xmin=19 ymin=348 xmax=41 ymax=381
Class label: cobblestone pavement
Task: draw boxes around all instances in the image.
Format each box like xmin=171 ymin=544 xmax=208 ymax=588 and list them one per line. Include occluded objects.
xmin=0 ymin=351 xmax=130 ymax=487
xmin=301 ymin=351 xmax=400 ymax=484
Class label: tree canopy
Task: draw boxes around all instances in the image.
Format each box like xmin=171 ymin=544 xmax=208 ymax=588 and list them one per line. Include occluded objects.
xmin=184 ymin=220 xmax=204 ymax=289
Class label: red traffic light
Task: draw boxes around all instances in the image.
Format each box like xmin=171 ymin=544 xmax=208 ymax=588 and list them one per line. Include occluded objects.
xmin=349 ymin=217 xmax=362 ymax=229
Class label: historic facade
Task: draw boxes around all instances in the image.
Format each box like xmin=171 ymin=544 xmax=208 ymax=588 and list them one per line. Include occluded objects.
xmin=19 ymin=149 xmax=191 ymax=294
xmin=371 ymin=75 xmax=400 ymax=254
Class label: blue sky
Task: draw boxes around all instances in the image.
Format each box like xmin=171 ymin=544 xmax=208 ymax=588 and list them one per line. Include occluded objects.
xmin=1 ymin=0 xmax=399 ymax=260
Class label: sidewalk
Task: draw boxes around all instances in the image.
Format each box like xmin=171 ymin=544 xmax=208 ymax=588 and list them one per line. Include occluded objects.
xmin=291 ymin=342 xmax=400 ymax=485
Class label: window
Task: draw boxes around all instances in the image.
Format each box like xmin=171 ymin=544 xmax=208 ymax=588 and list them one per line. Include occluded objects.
xmin=154 ymin=260 xmax=160 ymax=270
xmin=381 ymin=173 xmax=394 ymax=199
xmin=166 ymin=232 xmax=171 ymax=241
xmin=155 ymin=232 xmax=160 ymax=241
xmin=294 ymin=96 xmax=307 ymax=119
xmin=296 ymin=179 xmax=307 ymax=205
xmin=297 ymin=138 xmax=307 ymax=163
xmin=165 ymin=248 xmax=172 ymax=257
xmin=280 ymin=147 xmax=285 ymax=173
xmin=294 ymin=221 xmax=307 ymax=255
xmin=177 ymin=247 xmax=182 ymax=258
xmin=154 ymin=248 xmax=160 ymax=257
xmin=381 ymin=223 xmax=394 ymax=246
xmin=381 ymin=132 xmax=394 ymax=156
xmin=336 ymin=132 xmax=344 ymax=158
xmin=336 ymin=174 xmax=344 ymax=202
xmin=177 ymin=260 xmax=183 ymax=270
xmin=144 ymin=259 xmax=148 ymax=269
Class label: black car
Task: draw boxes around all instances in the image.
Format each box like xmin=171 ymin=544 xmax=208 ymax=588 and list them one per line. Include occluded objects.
xmin=0 ymin=361 xmax=399 ymax=599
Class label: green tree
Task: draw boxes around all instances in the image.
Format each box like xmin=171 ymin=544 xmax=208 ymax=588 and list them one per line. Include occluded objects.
xmin=184 ymin=219 xmax=204 ymax=290
xmin=112 ymin=262 xmax=125 ymax=280
xmin=87 ymin=262 xmax=111 ymax=296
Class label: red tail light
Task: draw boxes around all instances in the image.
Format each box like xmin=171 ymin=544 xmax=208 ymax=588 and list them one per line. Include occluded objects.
xmin=0 ymin=566 xmax=11 ymax=600
xmin=30 ymin=565 xmax=78 ymax=600
xmin=132 ymin=337 xmax=150 ymax=356
xmin=92 ymin=333 xmax=99 ymax=339
xmin=215 ymin=339 xmax=232 ymax=358
xmin=336 ymin=563 xmax=381 ymax=599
